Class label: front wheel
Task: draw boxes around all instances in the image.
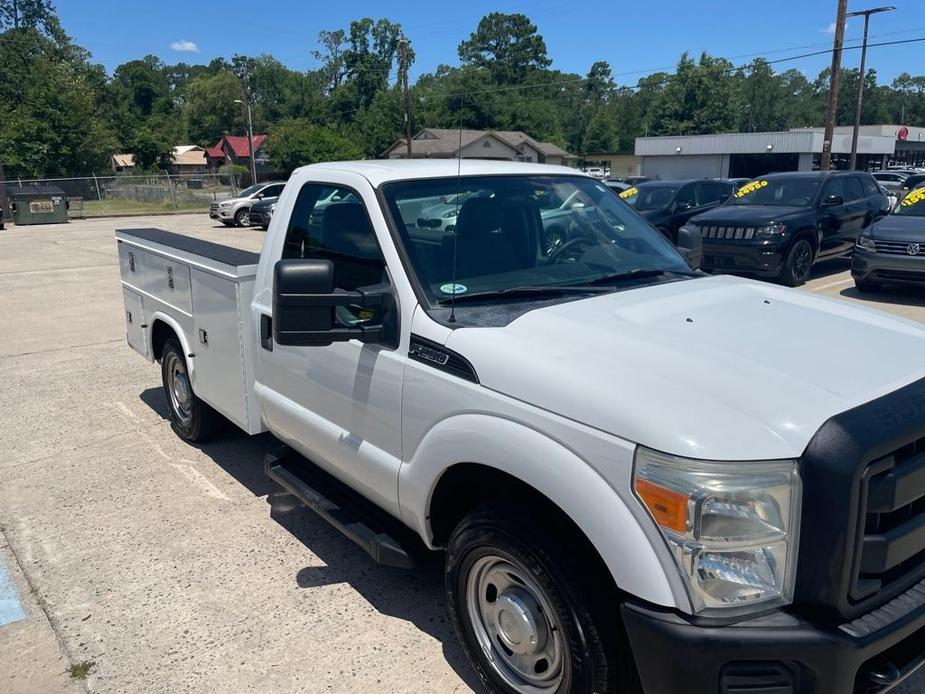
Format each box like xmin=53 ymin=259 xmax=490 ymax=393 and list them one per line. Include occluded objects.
xmin=778 ymin=238 xmax=815 ymax=287
xmin=161 ymin=338 xmax=220 ymax=442
xmin=445 ymin=506 xmax=641 ymax=694
xmin=234 ymin=207 xmax=250 ymax=227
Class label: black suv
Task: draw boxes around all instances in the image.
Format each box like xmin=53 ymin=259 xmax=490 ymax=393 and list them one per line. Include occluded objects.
xmin=688 ymin=171 xmax=888 ymax=286
xmin=618 ymin=179 xmax=735 ymax=244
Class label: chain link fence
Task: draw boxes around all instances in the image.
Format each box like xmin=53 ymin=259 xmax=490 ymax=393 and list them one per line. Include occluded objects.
xmin=3 ymin=171 xmax=278 ymax=219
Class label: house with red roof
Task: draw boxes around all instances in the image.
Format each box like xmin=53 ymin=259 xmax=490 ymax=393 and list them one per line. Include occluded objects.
xmin=206 ymin=133 xmax=270 ymax=179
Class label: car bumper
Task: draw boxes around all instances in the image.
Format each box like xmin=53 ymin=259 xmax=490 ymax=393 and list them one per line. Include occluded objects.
xmin=622 ymin=594 xmax=925 ymax=694
xmin=702 ymin=240 xmax=785 ymax=277
xmin=209 ymin=208 xmax=232 ymax=220
xmin=852 ymin=247 xmax=925 ymax=284
xmin=250 ymin=211 xmax=271 ymax=226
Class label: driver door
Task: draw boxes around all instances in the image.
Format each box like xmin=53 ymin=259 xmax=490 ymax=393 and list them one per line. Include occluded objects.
xmin=253 ymin=180 xmax=405 ymax=515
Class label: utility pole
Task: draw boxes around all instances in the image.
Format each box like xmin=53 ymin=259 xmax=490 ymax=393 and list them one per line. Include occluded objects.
xmin=398 ymin=36 xmax=413 ymax=158
xmin=234 ymin=64 xmax=258 ymax=186
xmin=848 ymin=6 xmax=896 ymax=170
xmin=821 ymin=0 xmax=848 ymax=171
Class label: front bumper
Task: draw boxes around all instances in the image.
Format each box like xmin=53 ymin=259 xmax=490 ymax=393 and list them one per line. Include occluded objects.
xmin=852 ymin=247 xmax=925 ymax=284
xmin=622 ymin=590 xmax=925 ymax=694
xmin=702 ymin=239 xmax=785 ymax=277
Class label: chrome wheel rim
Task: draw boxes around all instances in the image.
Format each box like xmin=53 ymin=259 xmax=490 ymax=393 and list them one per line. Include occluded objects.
xmin=237 ymin=209 xmax=250 ymax=226
xmin=165 ymin=352 xmax=192 ymax=426
xmin=465 ymin=555 xmax=565 ymax=693
xmin=792 ymin=241 xmax=812 ymax=281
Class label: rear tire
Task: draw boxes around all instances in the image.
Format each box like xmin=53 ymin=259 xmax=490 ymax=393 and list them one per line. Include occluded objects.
xmin=778 ymin=237 xmax=815 ymax=287
xmin=161 ymin=338 xmax=220 ymax=443
xmin=445 ymin=505 xmax=641 ymax=694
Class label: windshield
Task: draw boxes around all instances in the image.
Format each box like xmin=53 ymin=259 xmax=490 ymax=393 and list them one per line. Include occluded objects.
xmin=237 ymin=183 xmax=265 ymax=198
xmin=618 ymin=184 xmax=680 ymax=211
xmin=382 ymin=175 xmax=692 ymax=306
xmin=729 ymin=178 xmax=821 ymax=206
xmin=896 ymin=187 xmax=925 ymax=216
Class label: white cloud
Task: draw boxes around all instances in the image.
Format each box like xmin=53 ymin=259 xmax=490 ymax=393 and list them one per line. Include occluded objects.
xmin=170 ymin=40 xmax=199 ymax=53
xmin=821 ymin=21 xmax=836 ymax=33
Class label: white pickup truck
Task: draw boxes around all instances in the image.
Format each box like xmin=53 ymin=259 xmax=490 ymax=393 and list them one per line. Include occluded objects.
xmin=117 ymin=160 xmax=925 ymax=694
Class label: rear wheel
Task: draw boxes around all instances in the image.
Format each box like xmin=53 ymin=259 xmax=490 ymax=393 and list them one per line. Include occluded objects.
xmin=778 ymin=238 xmax=815 ymax=287
xmin=234 ymin=207 xmax=250 ymax=227
xmin=445 ymin=505 xmax=641 ymax=694
xmin=161 ymin=338 xmax=220 ymax=442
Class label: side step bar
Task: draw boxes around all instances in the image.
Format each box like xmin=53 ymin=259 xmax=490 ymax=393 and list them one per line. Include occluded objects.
xmin=264 ymin=448 xmax=416 ymax=569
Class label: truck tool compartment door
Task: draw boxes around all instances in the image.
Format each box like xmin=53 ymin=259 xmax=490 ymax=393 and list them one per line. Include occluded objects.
xmin=254 ymin=181 xmax=404 ymax=515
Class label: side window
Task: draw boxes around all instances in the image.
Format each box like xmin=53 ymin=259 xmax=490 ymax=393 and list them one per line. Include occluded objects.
xmin=263 ymin=184 xmax=285 ymax=197
xmin=844 ymin=177 xmax=864 ymax=201
xmin=822 ymin=178 xmax=846 ymax=203
xmin=698 ymin=181 xmax=731 ymax=205
xmin=675 ymin=184 xmax=697 ymax=208
xmin=860 ymin=175 xmax=880 ymax=197
xmin=281 ymin=184 xmax=386 ymax=323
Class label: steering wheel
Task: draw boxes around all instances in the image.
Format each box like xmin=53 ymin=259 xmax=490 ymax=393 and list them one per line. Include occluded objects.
xmin=547 ymin=236 xmax=594 ymax=264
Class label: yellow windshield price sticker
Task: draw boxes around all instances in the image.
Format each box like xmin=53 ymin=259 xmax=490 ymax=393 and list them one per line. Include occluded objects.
xmin=619 ymin=187 xmax=638 ymax=199
xmin=734 ymin=179 xmax=768 ymax=198
xmin=901 ymin=187 xmax=925 ymax=207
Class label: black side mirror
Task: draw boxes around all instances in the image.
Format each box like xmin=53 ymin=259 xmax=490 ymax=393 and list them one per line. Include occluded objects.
xmin=821 ymin=194 xmax=844 ymax=207
xmin=272 ymin=259 xmax=395 ymax=347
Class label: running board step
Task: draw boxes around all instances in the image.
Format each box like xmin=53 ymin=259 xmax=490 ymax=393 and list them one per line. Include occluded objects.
xmin=264 ymin=448 xmax=417 ymax=569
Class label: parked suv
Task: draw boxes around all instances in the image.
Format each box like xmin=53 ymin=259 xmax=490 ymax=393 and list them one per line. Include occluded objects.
xmin=248 ymin=196 xmax=278 ymax=230
xmin=209 ymin=181 xmax=286 ymax=227
xmin=688 ymin=171 xmax=888 ymax=286
xmin=619 ymin=179 xmax=735 ymax=244
xmin=853 ymin=185 xmax=925 ymax=291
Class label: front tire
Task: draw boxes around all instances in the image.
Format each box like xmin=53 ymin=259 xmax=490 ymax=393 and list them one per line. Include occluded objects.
xmin=161 ymin=338 xmax=220 ymax=443
xmin=778 ymin=237 xmax=815 ymax=287
xmin=234 ymin=207 xmax=250 ymax=227
xmin=445 ymin=506 xmax=641 ymax=694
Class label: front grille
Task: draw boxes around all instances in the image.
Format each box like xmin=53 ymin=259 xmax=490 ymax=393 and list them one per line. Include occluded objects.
xmin=875 ymin=240 xmax=924 ymax=256
xmin=853 ymin=437 xmax=925 ymax=603
xmin=209 ymin=202 xmax=219 ymax=213
xmin=700 ymin=225 xmax=756 ymax=240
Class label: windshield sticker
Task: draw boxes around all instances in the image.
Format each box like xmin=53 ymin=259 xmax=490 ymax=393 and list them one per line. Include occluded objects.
xmin=901 ymin=187 xmax=925 ymax=207
xmin=618 ymin=187 xmax=638 ymax=199
xmin=439 ymin=283 xmax=468 ymax=295
xmin=734 ymin=180 xmax=768 ymax=198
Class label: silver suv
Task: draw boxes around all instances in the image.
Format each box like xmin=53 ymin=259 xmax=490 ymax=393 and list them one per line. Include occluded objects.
xmin=209 ymin=181 xmax=286 ymax=227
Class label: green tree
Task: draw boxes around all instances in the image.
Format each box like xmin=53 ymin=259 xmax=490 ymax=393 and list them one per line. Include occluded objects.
xmin=581 ymin=108 xmax=620 ymax=153
xmin=0 ymin=0 xmax=64 ymax=42
xmin=182 ymin=71 xmax=247 ymax=144
xmin=458 ymin=12 xmax=551 ymax=84
xmin=649 ymin=53 xmax=737 ymax=135
xmin=265 ymin=119 xmax=363 ymax=172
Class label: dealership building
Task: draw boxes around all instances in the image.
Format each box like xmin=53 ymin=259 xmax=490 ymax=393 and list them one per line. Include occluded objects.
xmin=634 ymin=125 xmax=925 ymax=180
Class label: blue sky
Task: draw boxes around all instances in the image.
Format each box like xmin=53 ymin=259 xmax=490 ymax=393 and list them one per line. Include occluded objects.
xmin=57 ymin=0 xmax=925 ymax=85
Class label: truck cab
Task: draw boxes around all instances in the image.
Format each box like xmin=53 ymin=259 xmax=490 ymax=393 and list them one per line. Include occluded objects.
xmin=118 ymin=160 xmax=925 ymax=694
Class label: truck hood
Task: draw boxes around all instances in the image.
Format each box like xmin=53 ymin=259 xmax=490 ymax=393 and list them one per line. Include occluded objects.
xmin=693 ymin=204 xmax=808 ymax=226
xmin=445 ymin=275 xmax=925 ymax=461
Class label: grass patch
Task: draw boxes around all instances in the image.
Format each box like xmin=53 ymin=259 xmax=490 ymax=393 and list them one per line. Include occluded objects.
xmin=68 ymin=661 xmax=95 ymax=680
xmin=81 ymin=198 xmax=208 ymax=217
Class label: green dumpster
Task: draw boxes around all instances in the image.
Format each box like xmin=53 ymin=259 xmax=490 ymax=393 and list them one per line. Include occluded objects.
xmin=7 ymin=185 xmax=69 ymax=225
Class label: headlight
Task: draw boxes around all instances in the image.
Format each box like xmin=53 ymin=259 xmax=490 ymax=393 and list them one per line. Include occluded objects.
xmin=269 ymin=203 xmax=277 ymax=214
xmin=442 ymin=210 xmax=458 ymax=219
xmin=856 ymin=234 xmax=876 ymax=251
xmin=754 ymin=223 xmax=788 ymax=240
xmin=219 ymin=201 xmax=232 ymax=207
xmin=633 ymin=447 xmax=801 ymax=615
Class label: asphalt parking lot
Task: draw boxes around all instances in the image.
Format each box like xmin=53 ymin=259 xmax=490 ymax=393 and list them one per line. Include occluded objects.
xmin=1 ymin=213 xmax=923 ymax=694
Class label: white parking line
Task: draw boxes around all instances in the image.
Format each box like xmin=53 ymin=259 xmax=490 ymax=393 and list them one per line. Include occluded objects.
xmin=811 ymin=278 xmax=854 ymax=292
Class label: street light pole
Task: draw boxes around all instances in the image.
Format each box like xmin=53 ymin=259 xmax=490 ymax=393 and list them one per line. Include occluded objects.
xmin=234 ymin=98 xmax=258 ymax=186
xmin=848 ymin=5 xmax=896 ymax=170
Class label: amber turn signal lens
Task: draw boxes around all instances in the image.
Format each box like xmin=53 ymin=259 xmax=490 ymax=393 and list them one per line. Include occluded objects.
xmin=635 ymin=478 xmax=689 ymax=533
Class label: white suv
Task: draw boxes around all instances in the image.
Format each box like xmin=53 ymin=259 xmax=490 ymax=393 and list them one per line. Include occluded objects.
xmin=209 ymin=181 xmax=286 ymax=227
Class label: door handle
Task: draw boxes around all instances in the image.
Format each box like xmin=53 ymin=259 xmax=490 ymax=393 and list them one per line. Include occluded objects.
xmin=260 ymin=314 xmax=273 ymax=351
